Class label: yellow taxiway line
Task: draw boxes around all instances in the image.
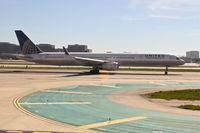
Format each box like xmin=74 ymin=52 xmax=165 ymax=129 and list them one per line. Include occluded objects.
xmin=149 ymin=82 xmax=166 ymax=86
xmin=92 ymin=84 xmax=121 ymax=88
xmin=14 ymin=97 xmax=99 ymax=133
xmin=6 ymin=131 xmax=23 ymax=133
xmin=19 ymin=102 xmax=91 ymax=105
xmin=79 ymin=116 xmax=147 ymax=129
xmin=42 ymin=90 xmax=92 ymax=94
xmin=33 ymin=132 xmax=51 ymax=133
xmin=6 ymin=131 xmax=51 ymax=133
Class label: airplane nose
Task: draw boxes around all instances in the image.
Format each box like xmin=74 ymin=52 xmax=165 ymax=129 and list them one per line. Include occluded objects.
xmin=180 ymin=59 xmax=185 ymax=65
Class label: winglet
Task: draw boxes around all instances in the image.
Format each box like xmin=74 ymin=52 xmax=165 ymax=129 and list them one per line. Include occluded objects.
xmin=63 ymin=46 xmax=69 ymax=55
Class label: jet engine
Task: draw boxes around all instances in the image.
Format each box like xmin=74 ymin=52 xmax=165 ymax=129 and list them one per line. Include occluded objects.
xmin=101 ymin=61 xmax=119 ymax=71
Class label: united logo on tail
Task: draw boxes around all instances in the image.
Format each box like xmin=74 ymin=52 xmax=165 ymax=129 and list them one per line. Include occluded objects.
xmin=15 ymin=30 xmax=42 ymax=54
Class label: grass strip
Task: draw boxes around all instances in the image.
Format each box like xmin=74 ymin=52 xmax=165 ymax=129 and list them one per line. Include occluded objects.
xmin=120 ymin=68 xmax=200 ymax=72
xmin=0 ymin=65 xmax=91 ymax=70
xmin=179 ymin=105 xmax=200 ymax=110
xmin=148 ymin=89 xmax=200 ymax=100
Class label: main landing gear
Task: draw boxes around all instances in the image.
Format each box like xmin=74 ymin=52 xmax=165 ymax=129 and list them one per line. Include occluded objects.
xmin=90 ymin=69 xmax=100 ymax=74
xmin=90 ymin=66 xmax=100 ymax=74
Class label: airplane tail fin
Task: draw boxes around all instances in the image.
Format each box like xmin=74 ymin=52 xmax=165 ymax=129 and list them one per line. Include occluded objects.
xmin=15 ymin=30 xmax=42 ymax=54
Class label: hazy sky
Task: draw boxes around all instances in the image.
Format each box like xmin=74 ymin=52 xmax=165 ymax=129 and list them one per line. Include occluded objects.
xmin=1 ymin=0 xmax=200 ymax=55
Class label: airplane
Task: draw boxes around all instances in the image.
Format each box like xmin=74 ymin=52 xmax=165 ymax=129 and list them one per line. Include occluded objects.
xmin=15 ymin=30 xmax=185 ymax=75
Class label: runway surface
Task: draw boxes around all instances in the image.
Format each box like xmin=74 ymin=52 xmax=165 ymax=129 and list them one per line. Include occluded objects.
xmin=1 ymin=69 xmax=200 ymax=132
xmin=18 ymin=82 xmax=200 ymax=133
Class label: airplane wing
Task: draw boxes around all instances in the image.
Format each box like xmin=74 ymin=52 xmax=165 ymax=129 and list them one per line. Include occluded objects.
xmin=63 ymin=46 xmax=119 ymax=70
xmin=63 ymin=46 xmax=107 ymax=65
xmin=72 ymin=56 xmax=105 ymax=65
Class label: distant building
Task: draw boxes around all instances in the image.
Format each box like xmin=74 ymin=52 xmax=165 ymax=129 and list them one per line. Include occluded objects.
xmin=186 ymin=51 xmax=199 ymax=59
xmin=0 ymin=42 xmax=20 ymax=53
xmin=55 ymin=48 xmax=64 ymax=52
xmin=37 ymin=44 xmax=55 ymax=52
xmin=0 ymin=42 xmax=56 ymax=53
xmin=67 ymin=44 xmax=92 ymax=52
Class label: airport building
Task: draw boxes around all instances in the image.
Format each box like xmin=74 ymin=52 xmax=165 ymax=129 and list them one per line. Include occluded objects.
xmin=37 ymin=44 xmax=55 ymax=52
xmin=0 ymin=42 xmax=93 ymax=59
xmin=55 ymin=48 xmax=64 ymax=52
xmin=0 ymin=42 xmax=57 ymax=53
xmin=0 ymin=42 xmax=20 ymax=59
xmin=67 ymin=44 xmax=92 ymax=52
xmin=186 ymin=51 xmax=199 ymax=59
xmin=0 ymin=42 xmax=20 ymax=53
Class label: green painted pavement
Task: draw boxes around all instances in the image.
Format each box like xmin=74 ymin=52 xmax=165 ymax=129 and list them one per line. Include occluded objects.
xmin=19 ymin=82 xmax=200 ymax=133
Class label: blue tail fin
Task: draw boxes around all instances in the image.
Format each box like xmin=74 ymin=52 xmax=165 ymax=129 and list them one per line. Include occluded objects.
xmin=15 ymin=30 xmax=42 ymax=54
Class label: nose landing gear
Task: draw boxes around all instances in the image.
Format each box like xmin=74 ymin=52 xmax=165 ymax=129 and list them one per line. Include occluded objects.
xmin=165 ymin=66 xmax=168 ymax=75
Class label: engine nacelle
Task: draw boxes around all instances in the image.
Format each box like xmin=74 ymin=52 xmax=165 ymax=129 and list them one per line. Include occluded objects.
xmin=101 ymin=62 xmax=119 ymax=71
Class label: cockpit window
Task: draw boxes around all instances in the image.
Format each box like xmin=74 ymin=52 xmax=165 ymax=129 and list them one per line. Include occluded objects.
xmin=176 ymin=57 xmax=180 ymax=60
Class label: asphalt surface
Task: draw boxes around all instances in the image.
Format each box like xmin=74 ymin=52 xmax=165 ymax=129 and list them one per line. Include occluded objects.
xmin=1 ymin=69 xmax=200 ymax=132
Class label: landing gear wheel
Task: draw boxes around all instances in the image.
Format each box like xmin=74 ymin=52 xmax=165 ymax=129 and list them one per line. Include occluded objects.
xmin=90 ymin=69 xmax=100 ymax=74
xmin=165 ymin=71 xmax=168 ymax=75
xmin=165 ymin=66 xmax=168 ymax=75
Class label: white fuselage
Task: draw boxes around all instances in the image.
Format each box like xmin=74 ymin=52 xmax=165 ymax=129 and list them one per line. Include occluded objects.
xmin=21 ymin=52 xmax=185 ymax=67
